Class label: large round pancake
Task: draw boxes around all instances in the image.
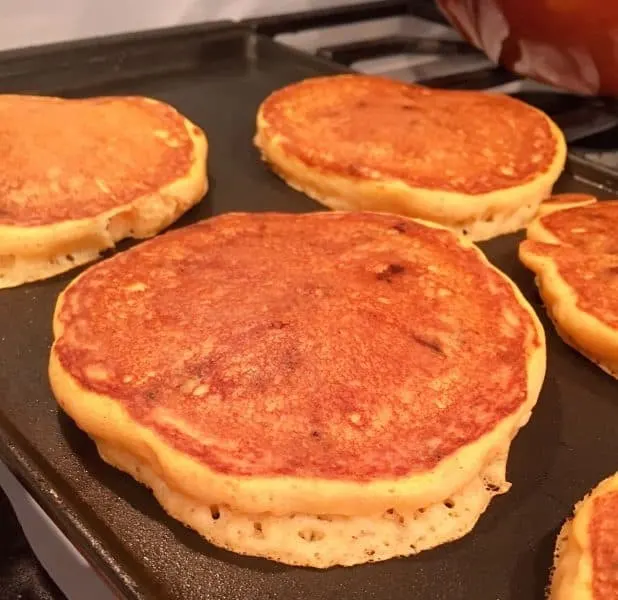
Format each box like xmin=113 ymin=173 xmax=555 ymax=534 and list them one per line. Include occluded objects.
xmin=255 ymin=75 xmax=566 ymax=241
xmin=50 ymin=211 xmax=545 ymax=566
xmin=550 ymin=472 xmax=618 ymax=600
xmin=520 ymin=200 xmax=618 ymax=377
xmin=0 ymin=94 xmax=208 ymax=288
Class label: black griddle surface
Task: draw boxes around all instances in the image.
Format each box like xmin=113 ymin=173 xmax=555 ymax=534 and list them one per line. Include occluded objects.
xmin=0 ymin=23 xmax=617 ymax=600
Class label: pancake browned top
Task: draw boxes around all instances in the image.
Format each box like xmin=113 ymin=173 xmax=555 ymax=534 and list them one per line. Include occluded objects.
xmin=523 ymin=244 xmax=618 ymax=328
xmin=590 ymin=490 xmax=618 ymax=599
xmin=537 ymin=200 xmax=618 ymax=253
xmin=54 ymin=212 xmax=540 ymax=481
xmin=522 ymin=202 xmax=618 ymax=328
xmin=259 ymin=75 xmax=558 ymax=195
xmin=0 ymin=95 xmax=196 ymax=226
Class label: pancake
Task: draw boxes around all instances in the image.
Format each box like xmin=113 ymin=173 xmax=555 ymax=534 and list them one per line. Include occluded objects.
xmin=537 ymin=193 xmax=597 ymax=217
xmin=49 ymin=211 xmax=545 ymax=567
xmin=519 ymin=200 xmax=618 ymax=377
xmin=0 ymin=94 xmax=207 ymax=288
xmin=254 ymin=75 xmax=566 ymax=241
xmin=550 ymin=472 xmax=618 ymax=600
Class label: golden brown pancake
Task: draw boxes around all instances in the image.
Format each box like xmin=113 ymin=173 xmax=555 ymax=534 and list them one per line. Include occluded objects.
xmin=537 ymin=193 xmax=597 ymax=217
xmin=520 ymin=200 xmax=618 ymax=377
xmin=50 ymin=211 xmax=545 ymax=567
xmin=550 ymin=472 xmax=618 ymax=600
xmin=255 ymin=75 xmax=566 ymax=241
xmin=0 ymin=94 xmax=207 ymax=288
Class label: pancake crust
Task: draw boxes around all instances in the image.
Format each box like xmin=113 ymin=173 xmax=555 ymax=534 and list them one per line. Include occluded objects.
xmin=550 ymin=473 xmax=618 ymax=600
xmin=0 ymin=95 xmax=208 ymax=288
xmin=520 ymin=200 xmax=618 ymax=377
xmin=50 ymin=212 xmax=545 ymax=565
xmin=255 ymin=75 xmax=566 ymax=241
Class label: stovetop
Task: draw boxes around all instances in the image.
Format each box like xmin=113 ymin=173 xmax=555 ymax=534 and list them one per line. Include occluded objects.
xmin=250 ymin=0 xmax=618 ymax=176
xmin=2 ymin=2 xmax=617 ymax=600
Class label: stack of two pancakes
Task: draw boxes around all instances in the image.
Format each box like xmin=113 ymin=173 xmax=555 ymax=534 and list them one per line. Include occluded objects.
xmin=50 ymin=211 xmax=546 ymax=567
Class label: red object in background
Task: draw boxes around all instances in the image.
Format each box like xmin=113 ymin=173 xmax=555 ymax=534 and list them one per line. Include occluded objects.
xmin=436 ymin=0 xmax=618 ymax=97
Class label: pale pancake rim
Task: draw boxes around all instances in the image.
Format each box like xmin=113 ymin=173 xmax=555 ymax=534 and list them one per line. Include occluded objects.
xmin=550 ymin=472 xmax=618 ymax=600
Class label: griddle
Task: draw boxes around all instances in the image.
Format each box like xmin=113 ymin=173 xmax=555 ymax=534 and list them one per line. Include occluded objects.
xmin=0 ymin=21 xmax=616 ymax=600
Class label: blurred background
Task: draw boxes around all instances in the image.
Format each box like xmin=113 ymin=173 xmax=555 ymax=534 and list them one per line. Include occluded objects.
xmin=0 ymin=1 xmax=361 ymax=51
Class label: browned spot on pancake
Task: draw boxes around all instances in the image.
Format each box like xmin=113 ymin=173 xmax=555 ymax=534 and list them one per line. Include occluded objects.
xmin=589 ymin=490 xmax=618 ymax=599
xmin=0 ymin=95 xmax=195 ymax=226
xmin=376 ymin=263 xmax=405 ymax=282
xmin=55 ymin=212 xmax=537 ymax=480
xmin=342 ymin=164 xmax=364 ymax=177
xmin=410 ymin=333 xmax=444 ymax=356
xmin=260 ymin=75 xmax=558 ymax=195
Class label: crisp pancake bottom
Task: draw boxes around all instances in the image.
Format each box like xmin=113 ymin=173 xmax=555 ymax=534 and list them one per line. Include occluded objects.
xmin=0 ymin=95 xmax=208 ymax=288
xmin=550 ymin=473 xmax=618 ymax=600
xmin=255 ymin=75 xmax=566 ymax=241
xmin=520 ymin=199 xmax=618 ymax=378
xmin=50 ymin=211 xmax=545 ymax=567
xmin=97 ymin=440 xmax=510 ymax=568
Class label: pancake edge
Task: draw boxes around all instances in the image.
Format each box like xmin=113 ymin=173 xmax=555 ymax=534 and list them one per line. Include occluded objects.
xmin=48 ymin=214 xmax=546 ymax=517
xmin=549 ymin=473 xmax=618 ymax=600
xmin=536 ymin=194 xmax=597 ymax=218
xmin=254 ymin=96 xmax=566 ymax=242
xmin=0 ymin=109 xmax=208 ymax=289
